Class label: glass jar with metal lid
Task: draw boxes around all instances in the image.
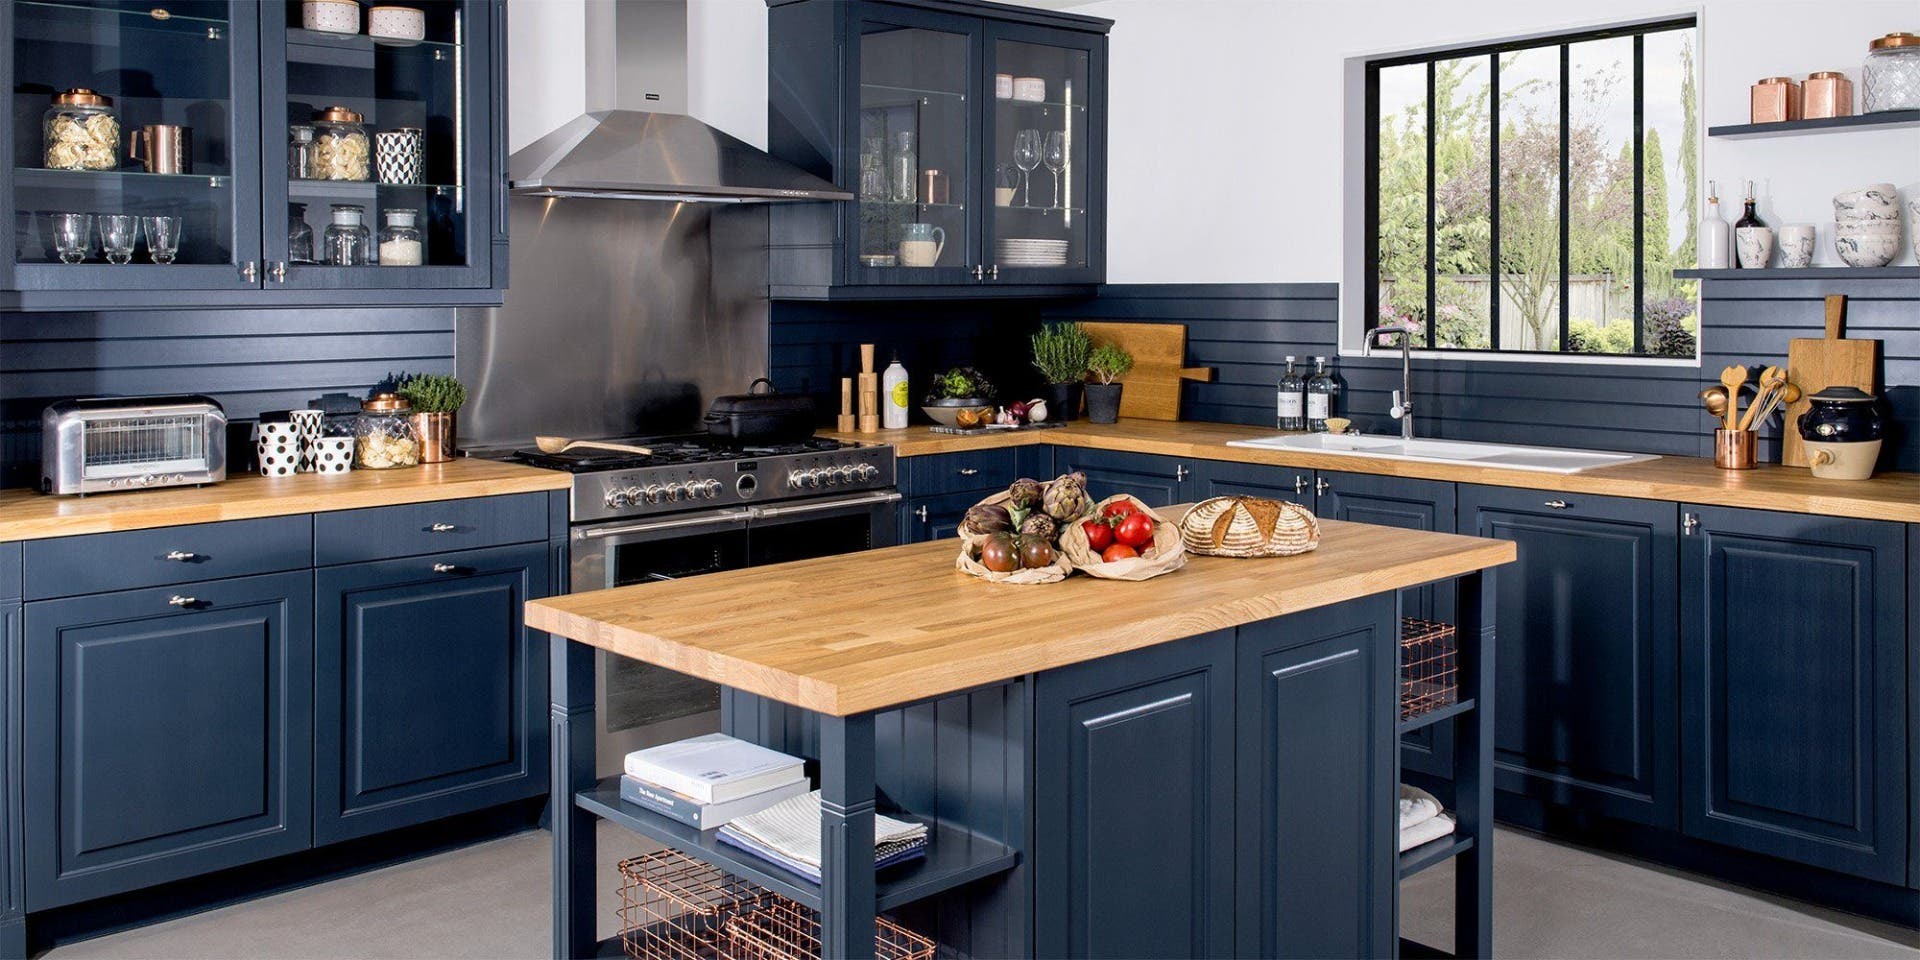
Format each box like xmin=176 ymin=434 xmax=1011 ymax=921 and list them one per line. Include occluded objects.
xmin=377 ymin=208 xmax=424 ymax=266
xmin=323 ymin=203 xmax=371 ymax=266
xmin=44 ymin=88 xmax=119 ymax=171
xmin=311 ymin=106 xmax=371 ymax=180
xmin=1863 ymin=33 xmax=1920 ymax=112
xmin=354 ymin=393 xmax=420 ymax=469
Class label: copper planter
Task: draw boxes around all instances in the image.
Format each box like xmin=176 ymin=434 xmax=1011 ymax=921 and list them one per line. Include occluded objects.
xmin=410 ymin=411 xmax=456 ymax=463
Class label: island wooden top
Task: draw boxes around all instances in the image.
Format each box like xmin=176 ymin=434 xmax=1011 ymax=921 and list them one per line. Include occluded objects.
xmin=826 ymin=419 xmax=1920 ymax=524
xmin=525 ymin=515 xmax=1515 ymax=716
xmin=0 ymin=458 xmax=569 ymax=543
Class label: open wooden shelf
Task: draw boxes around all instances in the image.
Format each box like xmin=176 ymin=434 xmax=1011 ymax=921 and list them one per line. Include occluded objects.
xmin=1707 ymin=110 xmax=1920 ymax=139
xmin=1674 ymin=266 xmax=1920 ymax=280
xmin=1398 ymin=833 xmax=1474 ymax=879
xmin=576 ymin=777 xmax=1021 ymax=913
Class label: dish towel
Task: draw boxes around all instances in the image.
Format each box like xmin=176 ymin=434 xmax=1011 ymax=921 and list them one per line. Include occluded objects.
xmin=1399 ymin=812 xmax=1457 ymax=852
xmin=1399 ymin=784 xmax=1442 ymax=831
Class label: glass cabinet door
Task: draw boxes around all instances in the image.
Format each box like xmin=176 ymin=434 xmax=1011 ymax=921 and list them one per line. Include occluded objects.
xmin=847 ymin=11 xmax=979 ymax=285
xmin=260 ymin=0 xmax=491 ymax=290
xmin=983 ymin=24 xmax=1101 ymax=283
xmin=7 ymin=0 xmax=262 ymax=291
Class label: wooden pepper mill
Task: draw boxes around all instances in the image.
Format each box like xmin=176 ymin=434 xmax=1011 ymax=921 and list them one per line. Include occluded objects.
xmin=857 ymin=343 xmax=880 ymax=434
xmin=837 ymin=377 xmax=856 ymax=433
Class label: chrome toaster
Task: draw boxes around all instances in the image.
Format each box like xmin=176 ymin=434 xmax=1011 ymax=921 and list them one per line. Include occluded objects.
xmin=41 ymin=395 xmax=227 ymax=495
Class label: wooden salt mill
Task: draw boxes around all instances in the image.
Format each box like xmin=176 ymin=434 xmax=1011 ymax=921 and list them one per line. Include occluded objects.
xmin=837 ymin=377 xmax=857 ymax=433
xmin=857 ymin=343 xmax=880 ymax=433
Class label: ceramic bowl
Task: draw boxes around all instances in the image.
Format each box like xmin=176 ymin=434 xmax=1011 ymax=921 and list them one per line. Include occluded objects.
xmin=1777 ymin=225 xmax=1816 ymax=268
xmin=1834 ymin=224 xmax=1901 ymax=267
xmin=921 ymin=399 xmax=995 ymax=428
xmin=302 ymin=0 xmax=361 ymax=34
xmin=1833 ymin=183 xmax=1900 ymax=221
xmin=367 ymin=5 xmax=426 ymax=45
xmin=1910 ymin=199 xmax=1920 ymax=261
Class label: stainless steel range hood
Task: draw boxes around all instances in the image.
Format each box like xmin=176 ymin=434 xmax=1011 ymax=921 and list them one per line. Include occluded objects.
xmin=508 ymin=0 xmax=848 ymax=203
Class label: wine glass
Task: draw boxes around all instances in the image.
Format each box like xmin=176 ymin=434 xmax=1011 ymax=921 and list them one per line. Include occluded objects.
xmin=1043 ymin=132 xmax=1067 ymax=210
xmin=1011 ymin=129 xmax=1041 ymax=207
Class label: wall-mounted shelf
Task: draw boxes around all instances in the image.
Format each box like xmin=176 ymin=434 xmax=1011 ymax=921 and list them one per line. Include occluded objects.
xmin=1674 ymin=266 xmax=1920 ymax=280
xmin=1707 ymin=110 xmax=1920 ymax=140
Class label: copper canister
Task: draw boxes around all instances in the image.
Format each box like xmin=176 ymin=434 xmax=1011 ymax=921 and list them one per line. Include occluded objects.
xmin=1714 ymin=429 xmax=1757 ymax=470
xmin=1750 ymin=76 xmax=1803 ymax=123
xmin=1803 ymin=71 xmax=1854 ymax=118
xmin=410 ymin=411 xmax=455 ymax=463
xmin=920 ymin=169 xmax=949 ymax=205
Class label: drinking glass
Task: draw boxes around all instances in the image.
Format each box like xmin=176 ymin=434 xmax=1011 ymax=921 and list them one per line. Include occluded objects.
xmin=98 ymin=215 xmax=137 ymax=265
xmin=142 ymin=216 xmax=182 ymax=265
xmin=1043 ymin=132 xmax=1067 ymax=209
xmin=50 ymin=212 xmax=92 ymax=264
xmin=1012 ymin=129 xmax=1041 ymax=207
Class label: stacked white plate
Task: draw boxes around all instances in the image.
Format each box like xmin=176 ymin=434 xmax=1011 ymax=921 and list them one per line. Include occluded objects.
xmin=994 ymin=238 xmax=1070 ymax=267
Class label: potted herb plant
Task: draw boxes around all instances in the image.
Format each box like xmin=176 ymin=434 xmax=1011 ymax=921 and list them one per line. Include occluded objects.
xmin=1031 ymin=321 xmax=1092 ymax=421
xmin=397 ymin=373 xmax=468 ymax=463
xmin=1084 ymin=342 xmax=1134 ymax=424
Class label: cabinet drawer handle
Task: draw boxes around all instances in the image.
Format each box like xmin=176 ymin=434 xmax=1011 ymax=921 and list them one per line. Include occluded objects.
xmin=432 ymin=562 xmax=462 ymax=574
xmin=428 ymin=522 xmax=458 ymax=533
xmin=1175 ymin=465 xmax=1189 ymax=482
xmin=1315 ymin=477 xmax=1331 ymax=496
xmin=1544 ymin=499 xmax=1571 ymax=510
xmin=914 ymin=505 xmax=929 ymax=522
xmin=1684 ymin=513 xmax=1699 ymax=535
xmin=956 ymin=467 xmax=980 ymax=476
xmin=167 ymin=595 xmax=198 ymax=607
xmin=164 ymin=550 xmax=200 ymax=562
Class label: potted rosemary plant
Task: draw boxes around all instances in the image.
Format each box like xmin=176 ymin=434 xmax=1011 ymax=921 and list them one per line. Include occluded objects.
xmin=1031 ymin=322 xmax=1092 ymax=421
xmin=397 ymin=373 xmax=468 ymax=463
xmin=1084 ymin=342 xmax=1134 ymax=424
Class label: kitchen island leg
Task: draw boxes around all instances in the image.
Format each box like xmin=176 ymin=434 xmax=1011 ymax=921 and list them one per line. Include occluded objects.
xmin=1454 ymin=570 xmax=1495 ymax=959
xmin=551 ymin=638 xmax=597 ymax=960
xmin=819 ymin=713 xmax=878 ymax=960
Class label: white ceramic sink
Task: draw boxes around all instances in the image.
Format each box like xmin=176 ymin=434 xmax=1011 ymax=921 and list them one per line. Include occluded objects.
xmin=1226 ymin=433 xmax=1659 ymax=475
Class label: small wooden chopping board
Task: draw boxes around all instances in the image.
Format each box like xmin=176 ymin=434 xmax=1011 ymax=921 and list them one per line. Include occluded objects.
xmin=1783 ymin=294 xmax=1877 ymax=467
xmin=1078 ymin=322 xmax=1215 ymax=421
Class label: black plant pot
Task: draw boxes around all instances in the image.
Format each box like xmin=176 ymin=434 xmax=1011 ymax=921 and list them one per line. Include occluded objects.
xmin=1043 ymin=381 xmax=1083 ymax=422
xmin=1084 ymin=382 xmax=1123 ymax=424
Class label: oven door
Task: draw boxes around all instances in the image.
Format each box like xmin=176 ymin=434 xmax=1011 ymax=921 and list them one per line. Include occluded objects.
xmin=747 ymin=489 xmax=901 ymax=564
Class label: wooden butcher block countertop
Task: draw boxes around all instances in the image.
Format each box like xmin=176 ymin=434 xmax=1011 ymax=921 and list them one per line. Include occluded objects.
xmin=0 ymin=457 xmax=570 ymax=542
xmin=826 ymin=419 xmax=1920 ymax=524
xmin=525 ymin=514 xmax=1515 ymax=716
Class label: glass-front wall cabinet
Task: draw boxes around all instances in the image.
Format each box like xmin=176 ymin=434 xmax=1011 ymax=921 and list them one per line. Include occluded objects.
xmin=984 ymin=25 xmax=1098 ymax=283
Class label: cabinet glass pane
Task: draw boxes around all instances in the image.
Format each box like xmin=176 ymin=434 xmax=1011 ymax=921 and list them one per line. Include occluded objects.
xmin=278 ymin=0 xmax=469 ymax=270
xmin=12 ymin=1 xmax=236 ymax=267
xmin=857 ymin=25 xmax=970 ymax=271
xmin=987 ymin=39 xmax=1089 ymax=272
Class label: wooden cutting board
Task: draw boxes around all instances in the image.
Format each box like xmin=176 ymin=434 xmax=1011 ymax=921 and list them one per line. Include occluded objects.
xmin=1782 ymin=294 xmax=1877 ymax=467
xmin=1078 ymin=322 xmax=1215 ymax=421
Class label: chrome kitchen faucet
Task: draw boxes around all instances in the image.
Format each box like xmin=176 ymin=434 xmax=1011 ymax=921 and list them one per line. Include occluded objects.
xmin=1362 ymin=320 xmax=1420 ymax=440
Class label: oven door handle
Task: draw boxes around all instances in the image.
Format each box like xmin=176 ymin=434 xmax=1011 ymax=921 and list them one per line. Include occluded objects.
xmin=747 ymin=491 xmax=903 ymax=522
xmin=577 ymin=509 xmax=754 ymax=540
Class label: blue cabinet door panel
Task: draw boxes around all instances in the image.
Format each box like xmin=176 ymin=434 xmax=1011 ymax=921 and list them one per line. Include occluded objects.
xmin=0 ymin=601 xmax=19 ymax=926
xmin=1460 ymin=486 xmax=1679 ymax=828
xmin=897 ymin=449 xmax=1021 ymax=498
xmin=1053 ymin=448 xmax=1183 ymax=508
xmin=0 ymin=544 xmax=19 ymax=602
xmin=900 ymin=490 xmax=982 ymax=544
xmin=1681 ymin=507 xmax=1905 ymax=882
xmin=315 ymin=543 xmax=549 ymax=844
xmin=24 ymin=572 xmax=313 ymax=909
xmin=1034 ymin=631 xmax=1235 ymax=960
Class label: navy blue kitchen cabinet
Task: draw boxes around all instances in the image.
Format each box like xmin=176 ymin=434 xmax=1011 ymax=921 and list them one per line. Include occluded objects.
xmin=0 ymin=544 xmax=21 ymax=958
xmin=1235 ymin=595 xmax=1397 ymax=959
xmin=1459 ymin=486 xmax=1679 ymax=829
xmin=1052 ymin=447 xmax=1186 ymax=507
xmin=314 ymin=542 xmax=548 ymax=844
xmin=1183 ymin=457 xmax=1314 ymax=502
xmin=900 ymin=489 xmax=981 ymax=544
xmin=1033 ymin=630 xmax=1236 ymax=960
xmin=766 ymin=0 xmax=1109 ymax=300
xmin=897 ymin=448 xmax=1025 ymax=543
xmin=1680 ymin=506 xmax=1906 ymax=883
xmin=0 ymin=0 xmax=506 ymax=310
xmin=23 ymin=572 xmax=314 ymax=909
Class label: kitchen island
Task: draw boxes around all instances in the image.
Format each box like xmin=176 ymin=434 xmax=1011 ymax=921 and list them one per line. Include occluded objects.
xmin=527 ymin=514 xmax=1514 ymax=959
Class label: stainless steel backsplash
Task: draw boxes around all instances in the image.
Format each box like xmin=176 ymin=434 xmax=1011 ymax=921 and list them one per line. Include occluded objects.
xmin=456 ymin=196 xmax=769 ymax=448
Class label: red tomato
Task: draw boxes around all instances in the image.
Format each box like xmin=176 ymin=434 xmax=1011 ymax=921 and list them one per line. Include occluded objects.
xmin=1101 ymin=543 xmax=1139 ymax=563
xmin=1114 ymin=511 xmax=1155 ymax=548
xmin=1102 ymin=500 xmax=1140 ymax=521
xmin=1082 ymin=518 xmax=1114 ymax=552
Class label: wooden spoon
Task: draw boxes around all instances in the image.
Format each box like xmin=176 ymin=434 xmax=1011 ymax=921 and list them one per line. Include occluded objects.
xmin=1718 ymin=365 xmax=1748 ymax=431
xmin=534 ymin=436 xmax=654 ymax=457
xmin=1738 ymin=367 xmax=1787 ymax=431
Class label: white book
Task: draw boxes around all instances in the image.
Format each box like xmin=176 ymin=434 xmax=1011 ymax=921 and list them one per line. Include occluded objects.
xmin=624 ymin=734 xmax=805 ymax=805
xmin=619 ymin=774 xmax=811 ymax=830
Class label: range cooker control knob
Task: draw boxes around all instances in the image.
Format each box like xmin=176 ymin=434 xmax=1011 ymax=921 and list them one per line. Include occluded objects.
xmin=642 ymin=484 xmax=666 ymax=505
xmin=803 ymin=470 xmax=822 ymax=489
xmin=605 ymin=488 xmax=630 ymax=508
xmin=696 ymin=479 xmax=722 ymax=499
xmin=667 ymin=482 xmax=691 ymax=502
xmin=854 ymin=463 xmax=879 ymax=480
xmin=837 ymin=465 xmax=857 ymax=483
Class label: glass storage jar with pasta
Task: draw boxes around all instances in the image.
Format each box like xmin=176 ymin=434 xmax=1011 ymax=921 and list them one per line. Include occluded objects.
xmin=354 ymin=393 xmax=420 ymax=469
xmin=311 ymin=106 xmax=371 ymax=180
xmin=44 ymin=89 xmax=119 ymax=171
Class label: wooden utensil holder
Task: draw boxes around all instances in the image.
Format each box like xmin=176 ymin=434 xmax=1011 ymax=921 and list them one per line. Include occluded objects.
xmin=1715 ymin=428 xmax=1757 ymax=470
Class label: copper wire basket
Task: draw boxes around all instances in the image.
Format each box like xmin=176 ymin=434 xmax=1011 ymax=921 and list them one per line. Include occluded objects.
xmin=617 ymin=850 xmax=776 ymax=960
xmin=723 ymin=896 xmax=936 ymax=960
xmin=1400 ymin=617 xmax=1459 ymax=721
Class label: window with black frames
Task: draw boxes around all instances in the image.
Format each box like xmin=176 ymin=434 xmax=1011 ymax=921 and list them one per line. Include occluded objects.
xmin=1365 ymin=18 xmax=1699 ymax=358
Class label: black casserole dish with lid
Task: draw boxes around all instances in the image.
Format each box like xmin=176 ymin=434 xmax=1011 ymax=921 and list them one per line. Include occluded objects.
xmin=704 ymin=378 xmax=816 ymax=444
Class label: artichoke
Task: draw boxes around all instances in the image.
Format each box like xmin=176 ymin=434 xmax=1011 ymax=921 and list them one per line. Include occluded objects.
xmin=960 ymin=503 xmax=1012 ymax=538
xmin=1042 ymin=472 xmax=1091 ymax=521
xmin=1006 ymin=477 xmax=1043 ymax=510
xmin=1019 ymin=513 xmax=1057 ymax=542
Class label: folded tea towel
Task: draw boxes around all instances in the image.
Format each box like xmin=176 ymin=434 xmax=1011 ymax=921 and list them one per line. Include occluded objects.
xmin=1398 ymin=812 xmax=1457 ymax=853
xmin=1399 ymin=784 xmax=1443 ymax=831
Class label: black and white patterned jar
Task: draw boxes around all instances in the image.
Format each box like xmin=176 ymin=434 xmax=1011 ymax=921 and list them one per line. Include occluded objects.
xmin=374 ymin=128 xmax=423 ymax=185
xmin=310 ymin=436 xmax=354 ymax=475
xmin=289 ymin=409 xmax=325 ymax=471
xmin=256 ymin=421 xmax=301 ymax=477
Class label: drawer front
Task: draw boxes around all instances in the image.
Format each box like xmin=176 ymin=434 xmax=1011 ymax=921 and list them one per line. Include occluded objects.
xmin=899 ymin=449 xmax=1020 ymax=497
xmin=0 ymin=542 xmax=19 ymax=603
xmin=314 ymin=493 xmax=548 ymax=566
xmin=23 ymin=516 xmax=312 ymax=601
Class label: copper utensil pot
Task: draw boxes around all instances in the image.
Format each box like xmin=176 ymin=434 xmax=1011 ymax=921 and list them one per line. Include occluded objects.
xmin=1714 ymin=429 xmax=1757 ymax=470
xmin=410 ymin=411 xmax=455 ymax=463
xmin=129 ymin=124 xmax=190 ymax=174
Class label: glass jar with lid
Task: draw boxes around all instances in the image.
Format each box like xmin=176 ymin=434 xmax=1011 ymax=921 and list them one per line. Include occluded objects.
xmin=377 ymin=208 xmax=424 ymax=266
xmin=288 ymin=203 xmax=315 ymax=264
xmin=289 ymin=123 xmax=317 ymax=180
xmin=311 ymin=106 xmax=370 ymax=181
xmin=323 ymin=204 xmax=371 ymax=265
xmin=44 ymin=89 xmax=119 ymax=171
xmin=1864 ymin=33 xmax=1920 ymax=112
xmin=354 ymin=393 xmax=420 ymax=469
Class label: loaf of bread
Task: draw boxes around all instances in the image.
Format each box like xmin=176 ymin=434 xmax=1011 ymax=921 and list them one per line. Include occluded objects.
xmin=1177 ymin=496 xmax=1320 ymax=557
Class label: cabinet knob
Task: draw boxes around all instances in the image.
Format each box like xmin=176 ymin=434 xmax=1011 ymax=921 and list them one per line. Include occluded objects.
xmin=1293 ymin=475 xmax=1308 ymax=495
xmin=167 ymin=595 xmax=198 ymax=608
xmin=239 ymin=260 xmax=258 ymax=282
xmin=970 ymin=265 xmax=985 ymax=280
xmin=914 ymin=505 xmax=929 ymax=522
xmin=268 ymin=261 xmax=287 ymax=283
xmin=956 ymin=467 xmax=980 ymax=476
xmin=1683 ymin=513 xmax=1700 ymax=535
xmin=1544 ymin=499 xmax=1571 ymax=510
xmin=432 ymin=562 xmax=461 ymax=574
xmin=1174 ymin=464 xmax=1189 ymax=482
xmin=164 ymin=550 xmax=199 ymax=562
xmin=428 ymin=522 xmax=458 ymax=532
xmin=1315 ymin=477 xmax=1331 ymax=496
xmin=988 ymin=264 xmax=999 ymax=280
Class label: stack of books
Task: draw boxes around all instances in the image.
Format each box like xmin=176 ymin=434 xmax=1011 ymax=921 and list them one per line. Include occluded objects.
xmin=718 ymin=791 xmax=929 ymax=883
xmin=620 ymin=733 xmax=809 ymax=830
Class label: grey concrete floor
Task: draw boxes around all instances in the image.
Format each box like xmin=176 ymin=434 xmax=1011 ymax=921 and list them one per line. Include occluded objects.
xmin=38 ymin=825 xmax=1920 ymax=959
